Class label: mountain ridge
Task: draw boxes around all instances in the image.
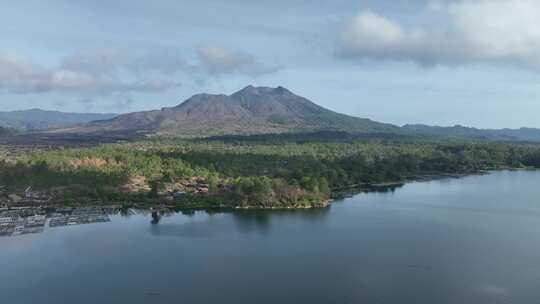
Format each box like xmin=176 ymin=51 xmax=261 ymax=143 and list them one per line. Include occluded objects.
xmin=67 ymin=85 xmax=399 ymax=136
xmin=0 ymin=109 xmax=117 ymax=131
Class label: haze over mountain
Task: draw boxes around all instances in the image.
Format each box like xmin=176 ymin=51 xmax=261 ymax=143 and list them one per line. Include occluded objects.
xmin=67 ymin=86 xmax=399 ymax=136
xmin=0 ymin=109 xmax=117 ymax=131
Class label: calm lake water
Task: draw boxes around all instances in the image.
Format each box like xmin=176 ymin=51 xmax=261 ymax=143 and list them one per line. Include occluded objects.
xmin=3 ymin=170 xmax=540 ymax=304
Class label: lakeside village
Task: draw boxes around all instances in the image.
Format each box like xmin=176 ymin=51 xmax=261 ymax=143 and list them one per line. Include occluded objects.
xmin=0 ymin=185 xmax=113 ymax=237
xmin=0 ymin=182 xmax=208 ymax=238
xmin=0 ymin=175 xmax=406 ymax=238
xmin=0 ymin=177 xmax=213 ymax=210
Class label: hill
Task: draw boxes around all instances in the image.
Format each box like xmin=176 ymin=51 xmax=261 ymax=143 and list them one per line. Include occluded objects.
xmin=0 ymin=109 xmax=117 ymax=131
xmin=68 ymin=86 xmax=399 ymax=136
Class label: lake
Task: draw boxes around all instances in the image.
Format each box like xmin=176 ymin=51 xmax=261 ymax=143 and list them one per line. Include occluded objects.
xmin=2 ymin=170 xmax=540 ymax=303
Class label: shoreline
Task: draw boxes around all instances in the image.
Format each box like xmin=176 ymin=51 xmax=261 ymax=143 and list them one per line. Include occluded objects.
xmin=331 ymin=168 xmax=535 ymax=199
xmin=2 ymin=168 xmax=535 ymax=213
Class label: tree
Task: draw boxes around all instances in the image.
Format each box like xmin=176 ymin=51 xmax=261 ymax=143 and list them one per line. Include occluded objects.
xmin=207 ymin=173 xmax=219 ymax=194
xmin=318 ymin=177 xmax=330 ymax=195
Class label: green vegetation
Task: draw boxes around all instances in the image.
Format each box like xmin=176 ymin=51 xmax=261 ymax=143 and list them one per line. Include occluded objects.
xmin=2 ymin=132 xmax=540 ymax=208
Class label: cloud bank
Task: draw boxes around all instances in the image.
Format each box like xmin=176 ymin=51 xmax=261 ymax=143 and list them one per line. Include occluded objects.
xmin=0 ymin=46 xmax=277 ymax=97
xmin=0 ymin=51 xmax=181 ymax=96
xmin=338 ymin=0 xmax=540 ymax=68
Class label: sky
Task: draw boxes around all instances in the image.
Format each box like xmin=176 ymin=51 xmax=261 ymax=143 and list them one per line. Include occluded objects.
xmin=2 ymin=0 xmax=540 ymax=128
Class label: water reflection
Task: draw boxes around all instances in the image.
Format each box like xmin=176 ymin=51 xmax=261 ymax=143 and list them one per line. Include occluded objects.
xmin=232 ymin=208 xmax=331 ymax=233
xmin=332 ymin=183 xmax=403 ymax=200
xmin=231 ymin=211 xmax=271 ymax=234
xmin=146 ymin=207 xmax=333 ymax=238
xmin=151 ymin=209 xmax=161 ymax=225
xmin=119 ymin=207 xmax=138 ymax=218
xmin=1 ymin=204 xmax=333 ymax=238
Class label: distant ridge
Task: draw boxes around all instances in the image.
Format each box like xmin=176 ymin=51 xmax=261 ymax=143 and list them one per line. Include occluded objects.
xmin=403 ymin=124 xmax=540 ymax=142
xmin=68 ymin=85 xmax=399 ymax=136
xmin=0 ymin=109 xmax=117 ymax=131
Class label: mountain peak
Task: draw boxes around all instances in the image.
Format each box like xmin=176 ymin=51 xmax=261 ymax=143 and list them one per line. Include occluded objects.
xmin=233 ymin=85 xmax=293 ymax=97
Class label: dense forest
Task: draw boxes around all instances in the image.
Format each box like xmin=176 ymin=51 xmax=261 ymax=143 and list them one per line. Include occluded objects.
xmin=2 ymin=132 xmax=540 ymax=208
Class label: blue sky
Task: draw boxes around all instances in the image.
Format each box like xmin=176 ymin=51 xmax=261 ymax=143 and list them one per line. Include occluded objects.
xmin=2 ymin=0 xmax=540 ymax=128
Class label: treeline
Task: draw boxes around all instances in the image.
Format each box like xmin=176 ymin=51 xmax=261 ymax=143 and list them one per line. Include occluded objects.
xmin=2 ymin=133 xmax=540 ymax=206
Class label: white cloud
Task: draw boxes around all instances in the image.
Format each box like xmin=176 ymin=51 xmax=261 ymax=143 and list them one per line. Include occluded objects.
xmin=0 ymin=53 xmax=51 ymax=93
xmin=338 ymin=0 xmax=540 ymax=69
xmin=0 ymin=45 xmax=277 ymax=98
xmin=0 ymin=51 xmax=180 ymax=96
